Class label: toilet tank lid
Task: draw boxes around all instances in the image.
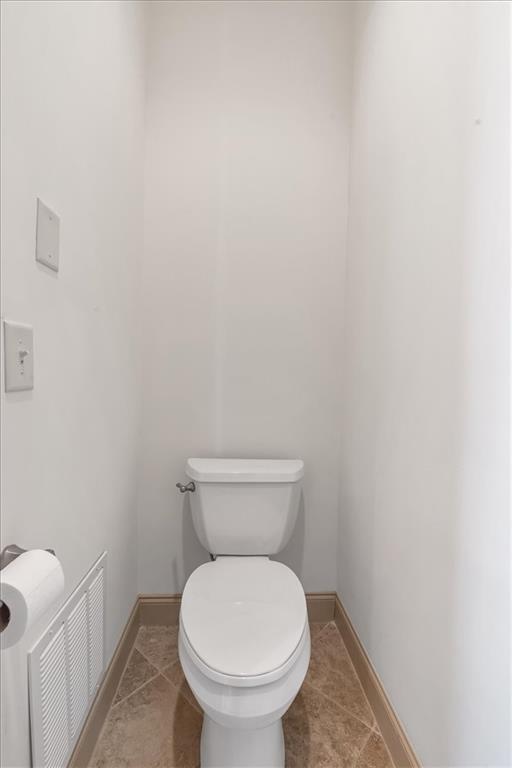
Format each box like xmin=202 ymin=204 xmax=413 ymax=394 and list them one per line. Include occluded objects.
xmin=186 ymin=458 xmax=304 ymax=483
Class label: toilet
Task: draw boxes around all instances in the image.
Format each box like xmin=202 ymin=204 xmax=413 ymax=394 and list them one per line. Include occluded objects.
xmin=178 ymin=458 xmax=309 ymax=768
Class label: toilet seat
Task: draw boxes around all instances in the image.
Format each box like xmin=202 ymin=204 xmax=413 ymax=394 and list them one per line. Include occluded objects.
xmin=180 ymin=557 xmax=307 ymax=687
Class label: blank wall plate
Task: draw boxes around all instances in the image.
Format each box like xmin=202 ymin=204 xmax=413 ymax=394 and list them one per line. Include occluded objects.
xmin=3 ymin=321 xmax=34 ymax=391
xmin=36 ymin=198 xmax=60 ymax=272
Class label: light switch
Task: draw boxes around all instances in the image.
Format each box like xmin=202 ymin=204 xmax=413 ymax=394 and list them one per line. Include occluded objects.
xmin=36 ymin=198 xmax=60 ymax=271
xmin=3 ymin=321 xmax=34 ymax=392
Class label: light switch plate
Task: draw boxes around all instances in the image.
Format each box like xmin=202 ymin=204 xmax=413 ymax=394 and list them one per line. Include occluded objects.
xmin=36 ymin=198 xmax=60 ymax=271
xmin=3 ymin=321 xmax=34 ymax=392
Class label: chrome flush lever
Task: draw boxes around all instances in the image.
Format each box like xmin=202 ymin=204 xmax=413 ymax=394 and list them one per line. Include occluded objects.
xmin=176 ymin=481 xmax=196 ymax=493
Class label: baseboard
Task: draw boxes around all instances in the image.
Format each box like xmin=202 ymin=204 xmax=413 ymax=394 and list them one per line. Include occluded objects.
xmin=137 ymin=593 xmax=181 ymax=625
xmin=137 ymin=592 xmax=337 ymax=625
xmin=305 ymin=591 xmax=336 ymax=622
xmin=334 ymin=594 xmax=421 ymax=768
xmin=68 ymin=590 xmax=419 ymax=768
xmin=67 ymin=600 xmax=140 ymax=768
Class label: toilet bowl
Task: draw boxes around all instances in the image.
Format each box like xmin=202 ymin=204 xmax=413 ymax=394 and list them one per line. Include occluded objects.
xmin=177 ymin=458 xmax=308 ymax=767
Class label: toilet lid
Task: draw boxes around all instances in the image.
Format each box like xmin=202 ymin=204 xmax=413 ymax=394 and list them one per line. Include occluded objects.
xmin=181 ymin=558 xmax=307 ymax=679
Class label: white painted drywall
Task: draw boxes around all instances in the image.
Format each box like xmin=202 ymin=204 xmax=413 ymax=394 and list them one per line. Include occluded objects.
xmin=0 ymin=2 xmax=145 ymax=765
xmin=138 ymin=0 xmax=351 ymax=594
xmin=338 ymin=2 xmax=510 ymax=765
xmin=2 ymin=3 xmax=509 ymax=766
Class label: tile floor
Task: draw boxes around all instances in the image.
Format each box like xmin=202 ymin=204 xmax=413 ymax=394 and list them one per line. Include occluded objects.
xmin=91 ymin=622 xmax=394 ymax=768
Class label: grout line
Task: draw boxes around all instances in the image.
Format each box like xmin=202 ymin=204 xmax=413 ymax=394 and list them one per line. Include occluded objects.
xmin=135 ymin=648 xmax=179 ymax=674
xmin=87 ymin=643 xmax=149 ymax=767
xmin=108 ymin=644 xmax=138 ymax=707
xmin=352 ymin=726 xmax=397 ymax=768
xmin=100 ymin=621 xmax=382 ymax=763
xmin=109 ymin=628 xmax=164 ymax=708
xmin=131 ymin=639 xmax=162 ymax=668
xmin=98 ymin=641 xmax=158 ymax=718
xmin=309 ymin=620 xmax=333 ymax=641
xmin=303 ymin=679 xmax=377 ymax=734
xmin=136 ymin=627 xmax=201 ymax=715
xmin=352 ymin=729 xmax=374 ymax=768
xmin=161 ymin=665 xmax=203 ymax=715
xmin=328 ymin=621 xmax=381 ymax=734
xmin=379 ymin=731 xmax=397 ymax=768
xmin=309 ymin=622 xmax=380 ymax=734
xmin=132 ymin=626 xmax=179 ymax=673
xmin=110 ymin=670 xmax=163 ymax=710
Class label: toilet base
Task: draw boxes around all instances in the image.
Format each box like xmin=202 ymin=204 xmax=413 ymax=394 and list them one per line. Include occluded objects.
xmin=200 ymin=714 xmax=285 ymax=768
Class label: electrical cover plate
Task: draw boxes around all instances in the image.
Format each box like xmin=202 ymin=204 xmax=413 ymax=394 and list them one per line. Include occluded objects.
xmin=3 ymin=321 xmax=34 ymax=391
xmin=36 ymin=198 xmax=60 ymax=272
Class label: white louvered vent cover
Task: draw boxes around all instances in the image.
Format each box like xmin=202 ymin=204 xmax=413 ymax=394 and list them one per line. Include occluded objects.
xmin=28 ymin=552 xmax=107 ymax=768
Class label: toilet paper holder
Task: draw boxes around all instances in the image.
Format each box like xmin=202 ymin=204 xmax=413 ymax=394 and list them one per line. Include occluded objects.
xmin=0 ymin=544 xmax=56 ymax=571
xmin=0 ymin=545 xmax=61 ymax=638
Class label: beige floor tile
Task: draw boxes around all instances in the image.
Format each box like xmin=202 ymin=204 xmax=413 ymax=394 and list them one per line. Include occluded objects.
xmin=310 ymin=623 xmax=350 ymax=668
xmin=135 ymin=625 xmax=179 ymax=671
xmin=309 ymin=622 xmax=328 ymax=641
xmin=89 ymin=620 xmax=389 ymax=768
xmin=356 ymin=732 xmax=394 ymax=768
xmin=92 ymin=674 xmax=201 ymax=768
xmin=306 ymin=624 xmax=375 ymax=729
xmin=113 ymin=648 xmax=159 ymax=706
xmin=163 ymin=659 xmax=202 ymax=714
xmin=284 ymin=682 xmax=371 ymax=768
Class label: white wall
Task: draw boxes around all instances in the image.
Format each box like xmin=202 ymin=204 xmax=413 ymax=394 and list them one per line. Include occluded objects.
xmin=2 ymin=3 xmax=509 ymax=766
xmin=0 ymin=2 xmax=145 ymax=765
xmin=138 ymin=0 xmax=351 ymax=594
xmin=338 ymin=2 xmax=510 ymax=766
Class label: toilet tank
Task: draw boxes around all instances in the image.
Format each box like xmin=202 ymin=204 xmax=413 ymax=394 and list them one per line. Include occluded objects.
xmin=185 ymin=458 xmax=304 ymax=556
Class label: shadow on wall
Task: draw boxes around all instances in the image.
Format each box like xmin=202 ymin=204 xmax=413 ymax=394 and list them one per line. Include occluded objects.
xmin=338 ymin=3 xmax=510 ymax=765
xmin=276 ymin=491 xmax=305 ymax=580
xmin=174 ymin=487 xmax=306 ymax=586
xmin=171 ymin=494 xmax=208 ymax=592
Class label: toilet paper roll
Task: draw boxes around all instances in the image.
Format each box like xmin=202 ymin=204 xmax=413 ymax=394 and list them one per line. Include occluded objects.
xmin=0 ymin=549 xmax=65 ymax=649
